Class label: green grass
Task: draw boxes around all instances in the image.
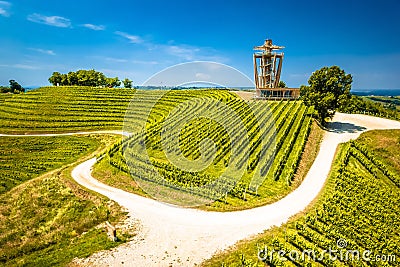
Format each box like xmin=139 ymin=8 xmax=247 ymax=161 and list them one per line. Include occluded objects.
xmin=356 ymin=129 xmax=400 ymax=174
xmin=93 ymin=154 xmax=147 ymax=197
xmin=0 ymin=86 xmax=234 ymax=134
xmin=0 ymin=134 xmax=133 ymax=266
xmin=94 ymin=120 xmax=322 ymax=212
xmin=0 ymin=135 xmax=100 ymax=193
xmin=340 ymin=94 xmax=400 ymax=120
xmin=1 ymin=87 xmax=315 ymax=210
xmin=202 ymin=129 xmax=400 ymax=266
xmin=0 ymin=93 xmax=11 ymax=103
xmin=0 ymin=86 xmax=135 ymax=133
xmin=95 ymin=93 xmax=318 ymax=210
xmin=365 ymin=96 xmax=400 ymax=111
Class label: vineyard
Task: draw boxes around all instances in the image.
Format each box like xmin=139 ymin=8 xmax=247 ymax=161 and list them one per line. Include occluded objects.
xmin=204 ymin=129 xmax=400 ymax=266
xmin=98 ymin=90 xmax=314 ymax=209
xmin=0 ymin=86 xmax=316 ymax=208
xmin=0 ymin=134 xmax=130 ymax=266
xmin=0 ymin=135 xmax=99 ymax=193
xmin=0 ymin=87 xmax=234 ymax=133
xmin=0 ymin=86 xmax=136 ymax=133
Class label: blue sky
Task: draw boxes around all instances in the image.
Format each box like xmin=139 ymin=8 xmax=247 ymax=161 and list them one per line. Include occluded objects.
xmin=0 ymin=0 xmax=399 ymax=89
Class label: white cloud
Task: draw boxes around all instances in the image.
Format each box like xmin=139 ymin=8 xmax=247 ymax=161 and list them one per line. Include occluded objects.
xmin=29 ymin=48 xmax=56 ymax=56
xmin=132 ymin=60 xmax=159 ymax=65
xmin=82 ymin=23 xmax=105 ymax=31
xmin=27 ymin=13 xmax=71 ymax=28
xmin=0 ymin=64 xmax=40 ymax=70
xmin=13 ymin=64 xmax=40 ymax=70
xmin=165 ymin=45 xmax=200 ymax=61
xmin=161 ymin=44 xmax=229 ymax=63
xmin=104 ymin=57 xmax=128 ymax=63
xmin=142 ymin=61 xmax=253 ymax=87
xmin=115 ymin=31 xmax=143 ymax=44
xmin=0 ymin=8 xmax=7 ymax=17
xmin=0 ymin=1 xmax=10 ymax=17
xmin=100 ymin=57 xmax=159 ymax=65
xmin=98 ymin=68 xmax=137 ymax=79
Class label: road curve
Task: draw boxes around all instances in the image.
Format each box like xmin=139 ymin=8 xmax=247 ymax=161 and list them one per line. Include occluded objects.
xmin=69 ymin=113 xmax=400 ymax=266
xmin=3 ymin=114 xmax=400 ymax=266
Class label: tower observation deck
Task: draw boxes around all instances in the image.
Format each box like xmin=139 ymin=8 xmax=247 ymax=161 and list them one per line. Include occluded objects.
xmin=253 ymin=38 xmax=299 ymax=99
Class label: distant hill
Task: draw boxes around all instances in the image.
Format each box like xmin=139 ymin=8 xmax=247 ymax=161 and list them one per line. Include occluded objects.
xmin=352 ymin=89 xmax=400 ymax=96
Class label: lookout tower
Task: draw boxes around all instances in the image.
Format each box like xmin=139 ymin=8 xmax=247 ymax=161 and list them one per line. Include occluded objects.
xmin=253 ymin=38 xmax=299 ymax=99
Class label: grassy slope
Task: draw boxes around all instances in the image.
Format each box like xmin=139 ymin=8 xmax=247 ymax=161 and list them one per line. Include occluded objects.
xmin=0 ymin=134 xmax=133 ymax=266
xmin=0 ymin=136 xmax=99 ymax=193
xmin=364 ymin=96 xmax=400 ymax=111
xmin=92 ymin=94 xmax=320 ymax=211
xmin=202 ymin=129 xmax=400 ymax=266
xmin=1 ymin=89 xmax=315 ymax=211
xmin=0 ymin=86 xmax=136 ymax=134
xmin=93 ymin=120 xmax=323 ymax=211
xmin=0 ymin=87 xmax=235 ymax=134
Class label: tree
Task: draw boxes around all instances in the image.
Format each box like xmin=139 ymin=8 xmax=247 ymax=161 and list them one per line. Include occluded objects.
xmin=9 ymin=80 xmax=24 ymax=93
xmin=122 ymin=78 xmax=133 ymax=88
xmin=67 ymin=71 xmax=78 ymax=86
xmin=106 ymin=77 xmax=121 ymax=88
xmin=48 ymin=70 xmax=121 ymax=87
xmin=278 ymin=81 xmax=287 ymax=88
xmin=300 ymin=66 xmax=352 ymax=125
xmin=48 ymin=72 xmax=63 ymax=86
xmin=0 ymin=86 xmax=11 ymax=93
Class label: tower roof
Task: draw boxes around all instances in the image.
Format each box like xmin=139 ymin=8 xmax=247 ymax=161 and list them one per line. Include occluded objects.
xmin=254 ymin=39 xmax=284 ymax=51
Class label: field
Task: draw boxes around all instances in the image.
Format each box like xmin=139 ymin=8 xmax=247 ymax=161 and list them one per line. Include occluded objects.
xmin=0 ymin=136 xmax=99 ymax=193
xmin=0 ymin=134 xmax=132 ymax=266
xmin=0 ymin=86 xmax=234 ymax=134
xmin=94 ymin=92 xmax=316 ymax=210
xmin=364 ymin=96 xmax=400 ymax=111
xmin=1 ymin=87 xmax=399 ymax=266
xmin=0 ymin=86 xmax=324 ymax=265
xmin=339 ymin=94 xmax=400 ymax=121
xmin=0 ymin=86 xmax=136 ymax=133
xmin=203 ymin=129 xmax=400 ymax=266
xmin=0 ymin=86 xmax=319 ymax=210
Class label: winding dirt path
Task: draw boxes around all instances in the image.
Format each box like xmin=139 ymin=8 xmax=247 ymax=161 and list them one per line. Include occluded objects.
xmin=69 ymin=113 xmax=400 ymax=266
xmin=3 ymin=114 xmax=400 ymax=266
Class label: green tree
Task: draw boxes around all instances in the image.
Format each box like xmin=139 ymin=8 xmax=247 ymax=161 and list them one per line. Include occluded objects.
xmin=76 ymin=70 xmax=89 ymax=86
xmin=48 ymin=69 xmax=121 ymax=87
xmin=48 ymin=72 xmax=63 ymax=86
xmin=61 ymin=74 xmax=69 ymax=86
xmin=300 ymin=66 xmax=352 ymax=125
xmin=122 ymin=78 xmax=133 ymax=88
xmin=278 ymin=80 xmax=286 ymax=88
xmin=9 ymin=80 xmax=24 ymax=93
xmin=0 ymin=86 xmax=11 ymax=93
xmin=106 ymin=77 xmax=121 ymax=88
xmin=67 ymin=71 xmax=78 ymax=86
xmin=95 ymin=71 xmax=107 ymax=87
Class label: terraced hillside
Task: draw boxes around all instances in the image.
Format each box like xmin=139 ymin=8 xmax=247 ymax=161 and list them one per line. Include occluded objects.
xmin=0 ymin=87 xmax=238 ymax=133
xmin=0 ymin=87 xmax=316 ymax=209
xmin=204 ymin=130 xmax=400 ymax=266
xmin=0 ymin=87 xmax=136 ymax=133
xmin=0 ymin=134 xmax=130 ymax=266
xmin=0 ymin=136 xmax=98 ymax=193
xmin=98 ymin=96 xmax=314 ymax=209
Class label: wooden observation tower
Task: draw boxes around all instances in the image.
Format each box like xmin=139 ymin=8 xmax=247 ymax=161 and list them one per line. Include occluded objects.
xmin=253 ymin=38 xmax=299 ymax=99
